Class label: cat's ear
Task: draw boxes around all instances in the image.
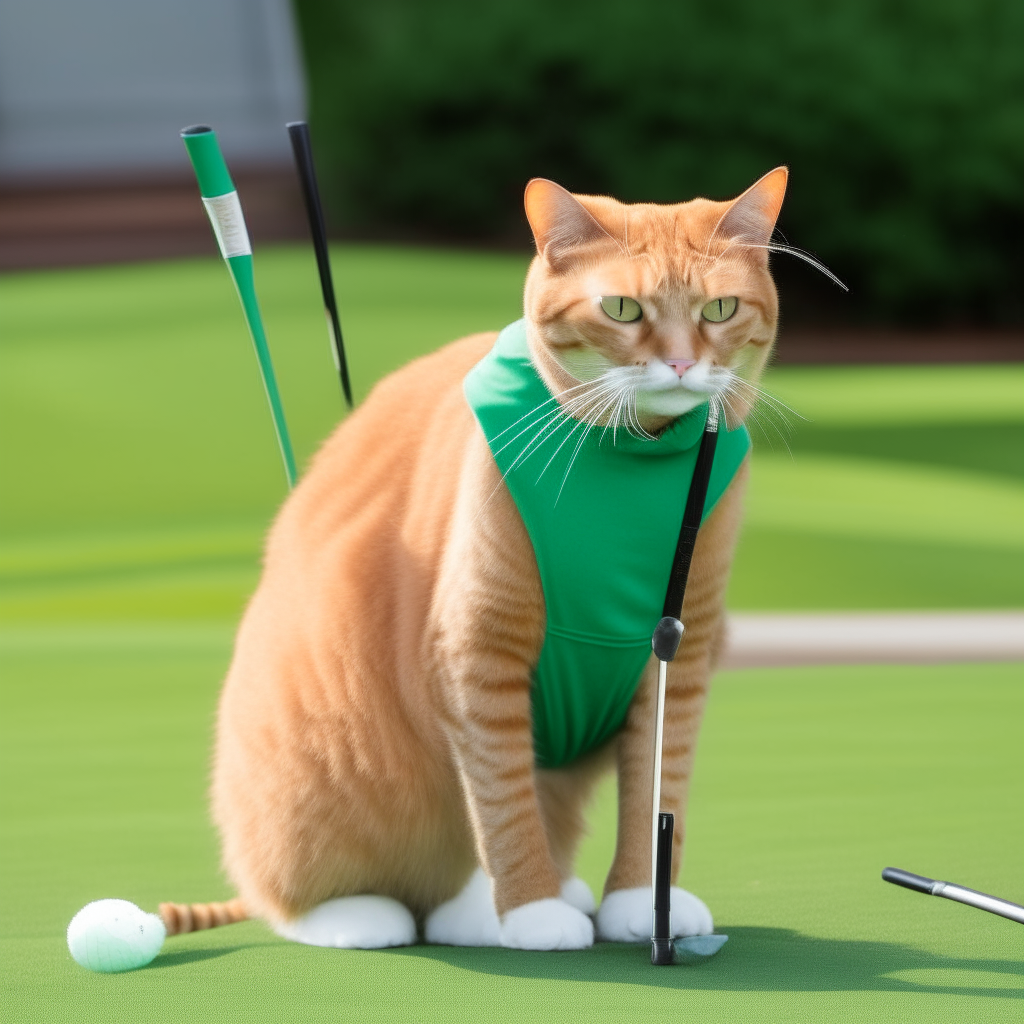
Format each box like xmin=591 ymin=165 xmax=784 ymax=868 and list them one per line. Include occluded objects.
xmin=524 ymin=178 xmax=617 ymax=267
xmin=711 ymin=166 xmax=788 ymax=257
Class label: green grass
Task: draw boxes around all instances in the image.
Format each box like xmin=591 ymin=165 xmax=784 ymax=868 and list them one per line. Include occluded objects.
xmin=1 ymin=629 xmax=1020 ymax=1022
xmin=0 ymin=248 xmax=1022 ymax=1021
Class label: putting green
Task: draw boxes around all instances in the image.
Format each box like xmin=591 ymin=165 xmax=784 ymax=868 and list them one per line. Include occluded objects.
xmin=0 ymin=629 xmax=1020 ymax=1022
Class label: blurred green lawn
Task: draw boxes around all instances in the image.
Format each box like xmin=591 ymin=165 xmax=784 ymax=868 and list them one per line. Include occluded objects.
xmin=1 ymin=249 xmax=1021 ymax=1022
xmin=1 ymin=246 xmax=1021 ymax=619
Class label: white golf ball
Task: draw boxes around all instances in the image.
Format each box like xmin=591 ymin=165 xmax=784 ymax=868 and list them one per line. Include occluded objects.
xmin=67 ymin=899 xmax=166 ymax=973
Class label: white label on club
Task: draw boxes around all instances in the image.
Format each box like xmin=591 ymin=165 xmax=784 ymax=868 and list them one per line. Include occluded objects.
xmin=202 ymin=192 xmax=251 ymax=258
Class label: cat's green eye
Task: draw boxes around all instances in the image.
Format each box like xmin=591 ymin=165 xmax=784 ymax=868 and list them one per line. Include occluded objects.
xmin=701 ymin=297 xmax=738 ymax=323
xmin=600 ymin=296 xmax=643 ymax=323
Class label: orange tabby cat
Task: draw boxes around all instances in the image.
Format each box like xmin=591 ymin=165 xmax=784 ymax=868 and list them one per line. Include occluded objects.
xmin=172 ymin=168 xmax=787 ymax=950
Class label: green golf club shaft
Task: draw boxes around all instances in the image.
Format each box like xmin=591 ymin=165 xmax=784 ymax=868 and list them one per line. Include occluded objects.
xmin=180 ymin=125 xmax=297 ymax=489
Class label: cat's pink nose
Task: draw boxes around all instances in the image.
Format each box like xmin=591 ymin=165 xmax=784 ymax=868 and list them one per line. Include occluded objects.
xmin=666 ymin=359 xmax=696 ymax=377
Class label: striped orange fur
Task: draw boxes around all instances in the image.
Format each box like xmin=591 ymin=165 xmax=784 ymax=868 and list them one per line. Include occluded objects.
xmin=208 ymin=170 xmax=786 ymax=935
xmin=160 ymin=899 xmax=247 ymax=935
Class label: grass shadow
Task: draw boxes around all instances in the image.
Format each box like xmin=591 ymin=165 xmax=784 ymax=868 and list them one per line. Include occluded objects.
xmin=387 ymin=928 xmax=1023 ymax=998
xmin=148 ymin=943 xmax=267 ymax=969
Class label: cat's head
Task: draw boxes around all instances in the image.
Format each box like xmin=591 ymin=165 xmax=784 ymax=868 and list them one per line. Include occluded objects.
xmin=522 ymin=169 xmax=788 ymax=435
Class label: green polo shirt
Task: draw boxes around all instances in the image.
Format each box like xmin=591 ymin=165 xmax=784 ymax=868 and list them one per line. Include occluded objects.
xmin=464 ymin=320 xmax=750 ymax=767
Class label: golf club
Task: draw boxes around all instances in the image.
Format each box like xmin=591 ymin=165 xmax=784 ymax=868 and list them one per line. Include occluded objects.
xmin=649 ymin=402 xmax=729 ymax=965
xmin=883 ymin=867 xmax=1024 ymax=924
xmin=287 ymin=120 xmax=353 ymax=408
xmin=181 ymin=125 xmax=298 ymax=488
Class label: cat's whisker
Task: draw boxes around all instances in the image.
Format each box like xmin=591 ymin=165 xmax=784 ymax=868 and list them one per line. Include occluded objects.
xmin=488 ymin=377 xmax=609 ymax=455
xmin=609 ymin=388 xmax=625 ymax=439
xmin=490 ymin=377 xmax=618 ymax=463
xmin=612 ymin=388 xmax=629 ymax=441
xmin=720 ymin=377 xmax=798 ymax=454
xmin=698 ymin=221 xmax=846 ymax=293
xmin=554 ymin=419 xmax=598 ymax=503
xmin=485 ymin=395 xmax=559 ymax=444
xmin=475 ymin=407 xmax=577 ymax=514
xmin=544 ymin=409 xmax=599 ymax=489
xmin=745 ymin=407 xmax=796 ymax=446
xmin=489 ymin=390 xmax=604 ymax=485
xmin=620 ymin=386 xmax=637 ymax=425
xmin=499 ymin=379 xmax=623 ymax=488
xmin=620 ymin=390 xmax=637 ymax=439
xmin=493 ymin=373 xmax=615 ymax=433
xmin=727 ymin=376 xmax=804 ymax=422
xmin=531 ymin=406 xmax=596 ymax=482
xmin=601 ymin=373 xmax=647 ymax=443
xmin=611 ymin=381 xmax=652 ymax=442
xmin=743 ymin=400 xmax=793 ymax=454
xmin=617 ymin=388 xmax=633 ymax=442
xmin=554 ymin=385 xmax=626 ymax=502
xmin=589 ymin=369 xmax=657 ymax=444
xmin=601 ymin=389 xmax=622 ymax=447
xmin=626 ymin=389 xmax=657 ymax=441
xmin=746 ymin=395 xmax=799 ymax=435
xmin=502 ymin=406 xmax=576 ymax=475
xmin=523 ymin=372 xmax=630 ymax=495
xmin=740 ymin=240 xmax=848 ymax=291
xmin=533 ymin=381 xmax=625 ymax=484
xmin=599 ymin=387 xmax=629 ymax=446
xmin=489 ymin=395 xmax=575 ymax=457
xmin=548 ymin=382 xmax=624 ymax=437
xmin=699 ymin=230 xmax=744 ymax=267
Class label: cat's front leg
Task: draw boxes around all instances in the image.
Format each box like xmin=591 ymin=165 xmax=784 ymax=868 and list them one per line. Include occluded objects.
xmin=428 ymin=436 xmax=594 ymax=950
xmin=595 ymin=655 xmax=715 ymax=942
xmin=433 ymin=587 xmax=595 ymax=951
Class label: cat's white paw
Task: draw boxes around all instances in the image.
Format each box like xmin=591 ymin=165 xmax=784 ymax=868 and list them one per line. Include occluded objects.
xmin=595 ymin=886 xmax=713 ymax=942
xmin=669 ymin=887 xmax=715 ymax=936
xmin=560 ymin=876 xmax=596 ymax=915
xmin=274 ymin=895 xmax=416 ymax=949
xmin=500 ymin=897 xmax=594 ymax=950
xmin=425 ymin=868 xmax=501 ymax=947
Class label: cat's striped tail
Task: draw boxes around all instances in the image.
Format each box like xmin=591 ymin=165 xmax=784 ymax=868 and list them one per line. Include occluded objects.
xmin=159 ymin=899 xmax=248 ymax=936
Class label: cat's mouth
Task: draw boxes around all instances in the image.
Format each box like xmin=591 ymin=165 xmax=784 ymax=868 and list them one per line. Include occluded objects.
xmin=634 ymin=359 xmax=723 ymax=419
xmin=635 ymin=387 xmax=710 ymax=420
xmin=549 ymin=349 xmax=731 ymax=438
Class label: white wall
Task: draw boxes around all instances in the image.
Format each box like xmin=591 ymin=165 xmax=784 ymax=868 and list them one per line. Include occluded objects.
xmin=0 ymin=0 xmax=306 ymax=178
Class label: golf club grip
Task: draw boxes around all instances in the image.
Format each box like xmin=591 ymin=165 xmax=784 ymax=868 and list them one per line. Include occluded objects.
xmin=662 ymin=423 xmax=719 ymax=619
xmin=286 ymin=121 xmax=353 ymax=407
xmin=651 ymin=812 xmax=674 ymax=965
xmin=181 ymin=126 xmax=297 ymax=489
xmin=882 ymin=867 xmax=937 ymax=894
xmin=180 ymin=126 xmax=237 ymax=203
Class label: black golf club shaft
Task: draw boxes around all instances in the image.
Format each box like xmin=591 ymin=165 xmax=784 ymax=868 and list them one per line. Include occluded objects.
xmin=662 ymin=413 xmax=720 ymax=619
xmin=286 ymin=120 xmax=353 ymax=408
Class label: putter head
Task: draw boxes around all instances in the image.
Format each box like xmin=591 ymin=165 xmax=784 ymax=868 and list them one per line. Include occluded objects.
xmin=672 ymin=933 xmax=729 ymax=964
xmin=651 ymin=933 xmax=729 ymax=966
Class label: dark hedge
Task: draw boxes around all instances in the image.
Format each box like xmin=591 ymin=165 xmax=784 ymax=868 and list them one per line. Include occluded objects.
xmin=293 ymin=0 xmax=1024 ymax=324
